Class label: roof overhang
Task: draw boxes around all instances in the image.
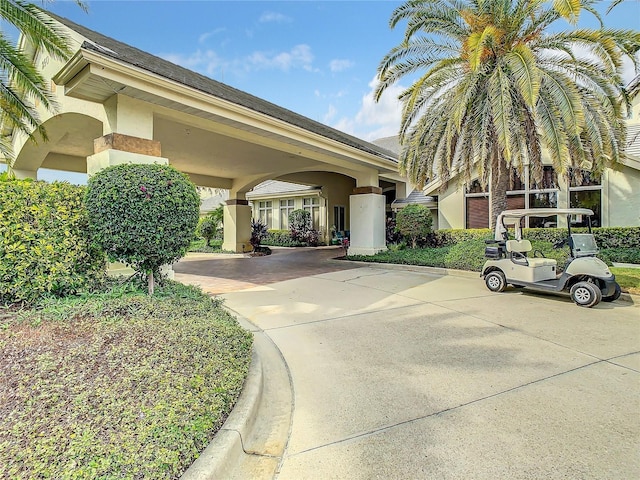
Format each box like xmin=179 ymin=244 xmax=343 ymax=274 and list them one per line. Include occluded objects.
xmin=52 ymin=47 xmax=399 ymax=176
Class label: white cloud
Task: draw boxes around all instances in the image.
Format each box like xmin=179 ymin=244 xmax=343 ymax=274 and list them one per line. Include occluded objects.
xmin=329 ymin=77 xmax=403 ymax=141
xmin=323 ymin=104 xmax=338 ymax=124
xmin=198 ymin=28 xmax=226 ymax=44
xmin=329 ymin=59 xmax=354 ymax=72
xmin=163 ymin=43 xmax=318 ymax=79
xmin=162 ymin=50 xmax=225 ymax=77
xmin=259 ymin=12 xmax=292 ymax=23
xmin=248 ymin=44 xmax=314 ymax=72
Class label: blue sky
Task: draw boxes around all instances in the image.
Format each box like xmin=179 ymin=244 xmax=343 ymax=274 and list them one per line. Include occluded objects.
xmin=2 ymin=0 xmax=640 ymax=182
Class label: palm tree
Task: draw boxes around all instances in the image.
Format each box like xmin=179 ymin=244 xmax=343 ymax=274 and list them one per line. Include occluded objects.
xmin=0 ymin=1 xmax=86 ymax=160
xmin=376 ymin=0 xmax=640 ymax=227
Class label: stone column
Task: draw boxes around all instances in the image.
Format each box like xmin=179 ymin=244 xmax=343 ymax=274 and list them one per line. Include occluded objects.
xmin=8 ymin=168 xmax=37 ymax=180
xmin=223 ymin=199 xmax=252 ymax=253
xmin=348 ymin=186 xmax=387 ymax=256
xmin=87 ymin=133 xmax=167 ymax=175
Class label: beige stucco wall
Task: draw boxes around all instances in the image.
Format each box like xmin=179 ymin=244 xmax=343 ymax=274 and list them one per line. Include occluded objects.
xmin=605 ymin=165 xmax=640 ymax=227
xmin=279 ymin=172 xmax=356 ymax=233
xmin=248 ymin=173 xmax=357 ymax=243
xmin=437 ymin=183 xmax=465 ymax=229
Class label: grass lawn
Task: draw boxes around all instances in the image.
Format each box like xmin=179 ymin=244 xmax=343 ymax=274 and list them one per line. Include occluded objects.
xmin=0 ymin=281 xmax=252 ymax=479
xmin=610 ymin=267 xmax=640 ymax=295
xmin=188 ymin=238 xmax=223 ymax=253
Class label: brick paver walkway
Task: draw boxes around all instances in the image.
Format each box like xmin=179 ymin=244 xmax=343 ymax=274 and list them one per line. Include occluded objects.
xmin=173 ymin=246 xmax=357 ymax=295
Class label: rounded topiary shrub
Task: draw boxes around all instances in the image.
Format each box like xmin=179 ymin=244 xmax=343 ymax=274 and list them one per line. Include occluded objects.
xmin=395 ymin=204 xmax=433 ymax=248
xmin=0 ymin=178 xmax=106 ymax=305
xmin=85 ymin=163 xmax=200 ymax=294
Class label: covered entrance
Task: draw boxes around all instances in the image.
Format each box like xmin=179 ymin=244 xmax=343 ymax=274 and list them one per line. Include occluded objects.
xmin=8 ymin=13 xmax=407 ymax=256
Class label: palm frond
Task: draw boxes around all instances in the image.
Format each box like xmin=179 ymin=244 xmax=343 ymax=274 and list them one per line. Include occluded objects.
xmin=505 ymin=43 xmax=540 ymax=106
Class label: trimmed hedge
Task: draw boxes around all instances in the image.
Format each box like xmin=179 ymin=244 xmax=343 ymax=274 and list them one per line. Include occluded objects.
xmin=429 ymin=227 xmax=640 ymax=250
xmin=262 ymin=229 xmax=309 ymax=247
xmin=0 ymin=179 xmax=105 ymax=304
xmin=349 ymin=231 xmax=638 ymax=272
xmin=395 ymin=204 xmax=433 ymax=248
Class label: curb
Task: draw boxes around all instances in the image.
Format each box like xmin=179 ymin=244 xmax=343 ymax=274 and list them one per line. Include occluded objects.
xmin=181 ymin=345 xmax=265 ymax=480
xmin=336 ymin=259 xmax=638 ymax=305
xmin=181 ymin=315 xmax=293 ymax=480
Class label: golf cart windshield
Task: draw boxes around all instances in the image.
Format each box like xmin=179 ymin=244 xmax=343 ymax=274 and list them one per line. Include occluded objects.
xmin=571 ymin=234 xmax=599 ymax=257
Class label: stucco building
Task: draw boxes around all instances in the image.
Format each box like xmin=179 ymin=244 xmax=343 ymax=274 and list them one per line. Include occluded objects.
xmin=5 ymin=12 xmax=410 ymax=256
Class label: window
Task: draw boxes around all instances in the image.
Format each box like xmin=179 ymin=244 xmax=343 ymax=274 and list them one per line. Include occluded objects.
xmin=569 ymin=169 xmax=602 ymax=226
xmin=258 ymin=201 xmax=273 ymax=228
xmin=529 ymin=166 xmax=559 ymax=228
xmin=530 ymin=166 xmax=558 ymax=190
xmin=280 ymin=199 xmax=294 ymax=229
xmin=334 ymin=205 xmax=345 ymax=232
xmin=464 ymin=166 xmax=559 ymax=228
xmin=529 ymin=192 xmax=558 ymax=227
xmin=303 ymin=197 xmax=321 ymax=230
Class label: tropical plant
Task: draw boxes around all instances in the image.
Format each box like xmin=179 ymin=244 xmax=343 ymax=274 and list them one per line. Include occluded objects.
xmin=376 ymin=0 xmax=640 ymax=227
xmin=84 ymin=163 xmax=200 ymax=295
xmin=198 ymin=205 xmax=223 ymax=246
xmin=250 ymin=218 xmax=268 ymax=251
xmin=395 ymin=204 xmax=433 ymax=248
xmin=289 ymin=209 xmax=312 ymax=242
xmin=0 ymin=1 xmax=86 ymax=160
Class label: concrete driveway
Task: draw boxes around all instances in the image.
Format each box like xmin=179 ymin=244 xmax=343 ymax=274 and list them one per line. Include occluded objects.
xmin=176 ymin=248 xmax=640 ymax=479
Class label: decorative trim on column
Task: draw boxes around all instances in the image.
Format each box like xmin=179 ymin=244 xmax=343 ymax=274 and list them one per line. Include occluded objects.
xmin=352 ymin=186 xmax=383 ymax=195
xmin=226 ymin=199 xmax=249 ymax=206
xmin=94 ymin=133 xmax=161 ymax=157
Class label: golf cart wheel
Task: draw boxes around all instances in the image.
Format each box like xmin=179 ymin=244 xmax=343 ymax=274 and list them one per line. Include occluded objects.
xmin=570 ymin=281 xmax=602 ymax=308
xmin=602 ymin=283 xmax=621 ymax=302
xmin=485 ymin=271 xmax=506 ymax=292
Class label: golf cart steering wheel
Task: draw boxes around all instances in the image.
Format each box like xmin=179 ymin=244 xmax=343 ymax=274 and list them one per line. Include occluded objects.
xmin=533 ymin=249 xmax=545 ymax=258
xmin=553 ymin=239 xmax=567 ymax=249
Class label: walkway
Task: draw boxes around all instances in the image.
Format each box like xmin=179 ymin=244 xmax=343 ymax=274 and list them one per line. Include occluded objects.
xmin=175 ymin=249 xmax=640 ymax=479
xmin=174 ymin=246 xmax=355 ymax=295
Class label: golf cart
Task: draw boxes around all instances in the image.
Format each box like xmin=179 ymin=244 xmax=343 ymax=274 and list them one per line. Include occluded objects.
xmin=481 ymin=208 xmax=620 ymax=307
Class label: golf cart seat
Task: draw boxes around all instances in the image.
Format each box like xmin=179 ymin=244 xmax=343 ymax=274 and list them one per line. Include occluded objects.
xmin=506 ymin=240 xmax=557 ymax=267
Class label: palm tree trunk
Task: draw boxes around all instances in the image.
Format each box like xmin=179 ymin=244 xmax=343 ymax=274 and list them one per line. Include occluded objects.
xmin=490 ymin=153 xmax=509 ymax=229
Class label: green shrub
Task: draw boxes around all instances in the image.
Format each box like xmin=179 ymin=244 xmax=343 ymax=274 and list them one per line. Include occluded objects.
xmin=0 ymin=179 xmax=106 ymax=305
xmin=598 ymin=248 xmax=640 ymax=265
xmin=432 ymin=226 xmax=640 ymax=250
xmin=348 ymin=246 xmax=450 ymax=267
xmin=443 ymin=239 xmax=487 ymax=271
xmin=287 ymin=210 xmax=320 ymax=246
xmin=592 ymin=227 xmax=640 ymax=249
xmin=85 ymin=163 xmax=200 ymax=294
xmin=428 ymin=228 xmax=493 ymax=247
xmin=289 ymin=209 xmax=311 ymax=241
xmin=198 ymin=206 xmax=223 ymax=246
xmin=395 ymin=204 xmax=433 ymax=248
xmin=0 ymin=281 xmax=253 ymax=479
xmin=262 ymin=229 xmax=307 ymax=247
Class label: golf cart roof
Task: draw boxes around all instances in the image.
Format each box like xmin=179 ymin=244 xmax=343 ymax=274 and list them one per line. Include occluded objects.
xmin=499 ymin=208 xmax=594 ymax=223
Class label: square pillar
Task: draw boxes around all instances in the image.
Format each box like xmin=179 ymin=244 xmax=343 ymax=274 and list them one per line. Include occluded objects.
xmin=87 ymin=133 xmax=166 ymax=175
xmin=348 ymin=187 xmax=387 ymax=256
xmin=223 ymin=200 xmax=252 ymax=253
xmin=8 ymin=168 xmax=37 ymax=180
